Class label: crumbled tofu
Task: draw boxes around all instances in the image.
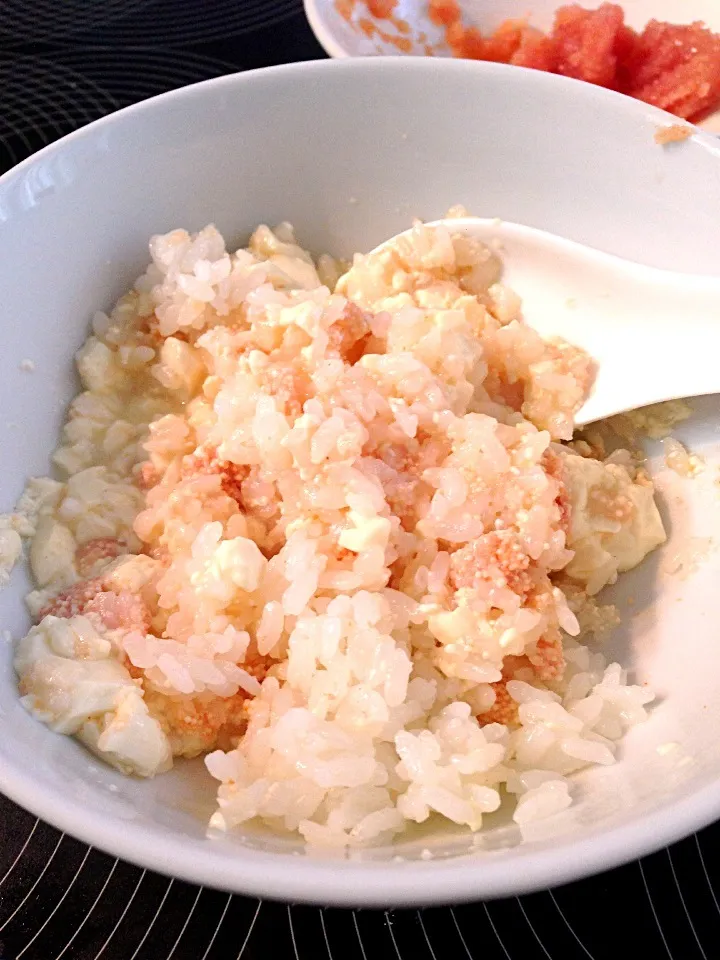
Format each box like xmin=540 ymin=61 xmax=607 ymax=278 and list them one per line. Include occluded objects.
xmin=0 ymin=477 xmax=65 ymax=586
xmin=338 ymin=516 xmax=392 ymax=552
xmin=0 ymin=521 xmax=23 ymax=587
xmin=561 ymin=581 xmax=620 ymax=638
xmin=104 ymin=553 xmax=161 ymax=593
xmin=76 ymin=337 xmax=119 ymax=393
xmin=14 ymin=614 xmax=172 ymax=777
xmin=561 ymin=452 xmax=666 ymax=594
xmin=13 ymin=477 xmax=66 ymax=537
xmin=29 ymin=517 xmax=77 ymax=588
xmin=608 ymin=400 xmax=693 ymax=441
xmin=663 ymin=437 xmax=705 ymax=477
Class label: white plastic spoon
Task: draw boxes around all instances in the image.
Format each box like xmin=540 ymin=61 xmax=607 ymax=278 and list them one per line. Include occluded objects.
xmin=367 ymin=218 xmax=720 ymax=427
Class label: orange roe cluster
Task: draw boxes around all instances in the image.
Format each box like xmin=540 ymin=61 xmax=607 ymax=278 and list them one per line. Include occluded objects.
xmin=365 ymin=0 xmax=397 ymax=16
xmin=479 ymin=679 xmax=518 ymax=726
xmin=428 ymin=0 xmax=720 ymax=122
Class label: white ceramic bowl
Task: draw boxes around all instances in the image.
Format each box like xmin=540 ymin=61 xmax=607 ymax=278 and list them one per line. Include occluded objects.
xmin=2 ymin=58 xmax=720 ymax=907
xmin=305 ymin=0 xmax=720 ymax=132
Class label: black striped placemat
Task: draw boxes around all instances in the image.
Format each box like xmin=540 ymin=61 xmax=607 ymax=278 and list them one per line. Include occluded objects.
xmin=1 ymin=3 xmax=719 ymax=956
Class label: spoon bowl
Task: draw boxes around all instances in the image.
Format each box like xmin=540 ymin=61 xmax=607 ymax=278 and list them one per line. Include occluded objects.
xmin=365 ymin=217 xmax=720 ymax=425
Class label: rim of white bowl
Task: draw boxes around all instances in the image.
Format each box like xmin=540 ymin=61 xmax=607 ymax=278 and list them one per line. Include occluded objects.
xmin=304 ymin=0 xmax=353 ymax=58
xmin=2 ymin=57 xmax=720 ymax=906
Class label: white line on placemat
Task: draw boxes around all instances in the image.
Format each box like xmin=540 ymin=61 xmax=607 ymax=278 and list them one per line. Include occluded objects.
xmin=667 ymin=847 xmax=708 ymax=960
xmin=90 ymin=868 xmax=147 ymax=960
xmin=0 ymin=832 xmax=64 ymax=933
xmin=638 ymin=860 xmax=673 ymax=960
xmin=483 ymin=903 xmax=511 ymax=960
xmin=54 ymin=858 xmax=118 ymax=960
xmin=319 ymin=907 xmax=333 ymax=960
xmin=237 ymin=900 xmax=262 ymax=960
xmin=199 ymin=892 xmax=232 ymax=960
xmin=384 ymin=911 xmax=402 ymax=960
xmin=0 ymin=819 xmax=39 ymax=891
xmin=353 ymin=911 xmax=368 ymax=960
xmin=516 ymin=898 xmax=553 ymax=960
xmin=162 ymin=885 xmax=203 ymax=960
xmin=416 ymin=910 xmax=438 ymax=960
xmin=126 ymin=877 xmax=174 ymax=960
xmin=15 ymin=846 xmax=92 ymax=958
xmin=449 ymin=908 xmax=474 ymax=960
xmin=695 ymin=834 xmax=720 ymax=920
xmin=288 ymin=904 xmax=300 ymax=960
xmin=548 ymin=890 xmax=595 ymax=959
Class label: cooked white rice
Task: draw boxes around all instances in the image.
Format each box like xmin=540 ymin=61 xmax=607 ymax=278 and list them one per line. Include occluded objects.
xmin=3 ymin=218 xmax=666 ymax=848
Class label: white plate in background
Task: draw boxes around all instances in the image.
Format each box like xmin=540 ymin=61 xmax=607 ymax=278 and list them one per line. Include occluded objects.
xmin=305 ymin=0 xmax=720 ymax=132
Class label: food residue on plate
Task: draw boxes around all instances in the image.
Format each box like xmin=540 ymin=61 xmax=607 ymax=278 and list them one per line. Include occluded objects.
xmin=661 ymin=536 xmax=714 ymax=578
xmin=608 ymin=399 xmax=693 ymax=441
xmin=337 ymin=0 xmax=418 ymax=53
xmin=662 ymin=437 xmax=705 ymax=478
xmin=654 ymin=124 xmax=693 ymax=146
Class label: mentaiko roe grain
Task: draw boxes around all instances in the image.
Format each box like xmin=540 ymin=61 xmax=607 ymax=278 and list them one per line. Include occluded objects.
xmin=428 ymin=0 xmax=720 ymax=122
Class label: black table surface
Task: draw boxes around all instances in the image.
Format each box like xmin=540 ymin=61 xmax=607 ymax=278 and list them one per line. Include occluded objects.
xmin=1 ymin=2 xmax=719 ymax=957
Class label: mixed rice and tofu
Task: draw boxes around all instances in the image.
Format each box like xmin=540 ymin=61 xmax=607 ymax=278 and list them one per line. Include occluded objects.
xmin=1 ymin=218 xmax=666 ymax=849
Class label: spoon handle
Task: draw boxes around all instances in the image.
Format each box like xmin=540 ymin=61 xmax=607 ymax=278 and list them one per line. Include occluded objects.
xmin=574 ymin=269 xmax=720 ymax=425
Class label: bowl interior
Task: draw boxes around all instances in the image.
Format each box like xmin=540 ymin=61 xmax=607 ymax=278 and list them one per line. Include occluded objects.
xmin=305 ymin=0 xmax=720 ymax=132
xmin=2 ymin=59 xmax=720 ymax=905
